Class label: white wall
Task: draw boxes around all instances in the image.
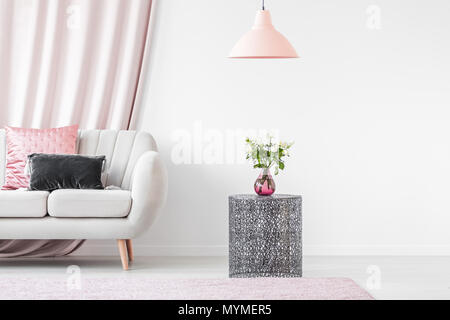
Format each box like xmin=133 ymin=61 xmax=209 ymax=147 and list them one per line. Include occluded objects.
xmin=80 ymin=0 xmax=450 ymax=256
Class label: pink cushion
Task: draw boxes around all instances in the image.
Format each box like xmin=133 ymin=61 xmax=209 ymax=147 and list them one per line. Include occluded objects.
xmin=2 ymin=125 xmax=79 ymax=190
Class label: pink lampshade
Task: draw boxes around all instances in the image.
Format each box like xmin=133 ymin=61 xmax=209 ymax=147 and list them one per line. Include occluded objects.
xmin=229 ymin=10 xmax=298 ymax=59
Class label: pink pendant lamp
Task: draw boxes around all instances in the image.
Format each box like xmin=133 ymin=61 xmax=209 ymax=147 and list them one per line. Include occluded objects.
xmin=229 ymin=0 xmax=298 ymax=59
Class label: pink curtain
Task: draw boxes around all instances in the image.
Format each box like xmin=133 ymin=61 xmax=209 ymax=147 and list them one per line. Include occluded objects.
xmin=0 ymin=0 xmax=153 ymax=257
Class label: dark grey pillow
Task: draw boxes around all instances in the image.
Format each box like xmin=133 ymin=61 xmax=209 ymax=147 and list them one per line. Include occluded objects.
xmin=27 ymin=153 xmax=105 ymax=191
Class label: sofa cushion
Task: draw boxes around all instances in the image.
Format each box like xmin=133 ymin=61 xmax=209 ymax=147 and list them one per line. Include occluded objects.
xmin=28 ymin=153 xmax=105 ymax=191
xmin=0 ymin=191 xmax=49 ymax=217
xmin=47 ymin=189 xmax=131 ymax=218
xmin=2 ymin=125 xmax=78 ymax=190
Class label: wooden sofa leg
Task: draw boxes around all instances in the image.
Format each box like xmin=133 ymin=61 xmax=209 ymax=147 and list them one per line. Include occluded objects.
xmin=126 ymin=239 xmax=134 ymax=262
xmin=117 ymin=239 xmax=129 ymax=270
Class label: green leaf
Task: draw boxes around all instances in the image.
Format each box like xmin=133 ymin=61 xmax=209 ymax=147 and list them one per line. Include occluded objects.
xmin=279 ymin=161 xmax=285 ymax=170
xmin=278 ymin=148 xmax=283 ymax=160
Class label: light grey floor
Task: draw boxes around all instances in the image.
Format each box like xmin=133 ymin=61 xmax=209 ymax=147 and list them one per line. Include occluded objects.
xmin=1 ymin=256 xmax=449 ymax=300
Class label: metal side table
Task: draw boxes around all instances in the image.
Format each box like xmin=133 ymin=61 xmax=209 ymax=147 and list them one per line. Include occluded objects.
xmin=229 ymin=194 xmax=302 ymax=278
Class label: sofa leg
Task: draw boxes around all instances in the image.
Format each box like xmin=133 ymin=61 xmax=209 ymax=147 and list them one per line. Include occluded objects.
xmin=126 ymin=239 xmax=134 ymax=262
xmin=117 ymin=239 xmax=129 ymax=270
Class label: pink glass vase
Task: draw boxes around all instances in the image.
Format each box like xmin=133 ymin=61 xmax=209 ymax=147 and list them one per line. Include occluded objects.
xmin=254 ymin=168 xmax=276 ymax=196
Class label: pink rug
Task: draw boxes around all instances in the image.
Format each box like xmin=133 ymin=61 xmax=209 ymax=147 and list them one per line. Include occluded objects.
xmin=0 ymin=277 xmax=373 ymax=300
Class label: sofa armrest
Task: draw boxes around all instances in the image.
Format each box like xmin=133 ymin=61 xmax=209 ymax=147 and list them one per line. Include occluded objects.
xmin=127 ymin=150 xmax=168 ymax=237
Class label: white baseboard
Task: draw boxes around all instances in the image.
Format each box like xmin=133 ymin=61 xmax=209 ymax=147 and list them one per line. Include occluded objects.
xmin=302 ymin=245 xmax=450 ymax=256
xmin=72 ymin=244 xmax=450 ymax=256
xmin=73 ymin=244 xmax=229 ymax=256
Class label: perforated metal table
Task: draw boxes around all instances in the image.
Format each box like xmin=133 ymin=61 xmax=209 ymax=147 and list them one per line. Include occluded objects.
xmin=229 ymin=194 xmax=302 ymax=278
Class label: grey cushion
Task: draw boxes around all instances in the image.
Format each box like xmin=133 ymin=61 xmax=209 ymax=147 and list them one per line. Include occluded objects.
xmin=28 ymin=153 xmax=105 ymax=191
